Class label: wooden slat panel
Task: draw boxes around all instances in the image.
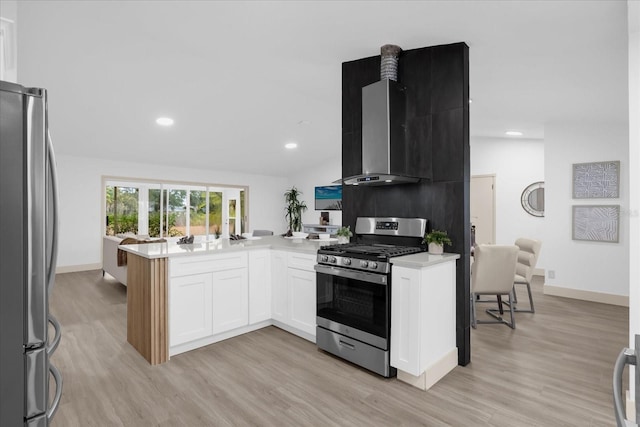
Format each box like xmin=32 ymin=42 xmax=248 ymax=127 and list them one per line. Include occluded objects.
xmin=126 ymin=254 xmax=168 ymax=365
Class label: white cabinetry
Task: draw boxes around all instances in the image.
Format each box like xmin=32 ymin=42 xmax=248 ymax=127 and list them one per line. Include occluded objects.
xmin=212 ymin=267 xmax=248 ymax=334
xmin=286 ymin=252 xmax=317 ymax=337
xmin=270 ymin=251 xmax=317 ymax=341
xmin=287 ymin=267 xmax=316 ymax=336
xmin=391 ymin=260 xmax=458 ymax=390
xmin=169 ymin=252 xmax=249 ymax=351
xmin=249 ymin=250 xmax=271 ymax=324
xmin=170 ymin=273 xmax=213 ymax=347
xmin=271 ymin=250 xmax=288 ymax=322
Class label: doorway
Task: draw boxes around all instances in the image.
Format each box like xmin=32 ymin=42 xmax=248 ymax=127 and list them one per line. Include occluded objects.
xmin=470 ymin=175 xmax=496 ymax=245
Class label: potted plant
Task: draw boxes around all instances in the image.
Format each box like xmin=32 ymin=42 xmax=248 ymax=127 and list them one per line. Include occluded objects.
xmin=336 ymin=226 xmax=353 ymax=244
xmin=284 ymin=186 xmax=308 ymax=233
xmin=423 ymin=229 xmax=452 ymax=254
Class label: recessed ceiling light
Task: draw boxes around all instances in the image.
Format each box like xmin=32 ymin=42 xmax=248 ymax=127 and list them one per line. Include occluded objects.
xmin=156 ymin=117 xmax=174 ymax=126
xmin=285 ymin=142 xmax=298 ymax=149
xmin=505 ymin=130 xmax=523 ymax=136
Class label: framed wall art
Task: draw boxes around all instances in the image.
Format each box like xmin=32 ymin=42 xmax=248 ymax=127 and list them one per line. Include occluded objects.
xmin=572 ymin=205 xmax=620 ymax=243
xmin=572 ymin=161 xmax=620 ymax=199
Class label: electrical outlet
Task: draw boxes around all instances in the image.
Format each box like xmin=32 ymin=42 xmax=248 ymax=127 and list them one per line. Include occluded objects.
xmin=548 ymin=270 xmax=556 ymax=279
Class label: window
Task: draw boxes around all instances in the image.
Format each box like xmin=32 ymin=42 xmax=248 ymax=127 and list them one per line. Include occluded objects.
xmin=104 ymin=178 xmax=247 ymax=238
xmin=105 ymin=186 xmax=139 ymax=236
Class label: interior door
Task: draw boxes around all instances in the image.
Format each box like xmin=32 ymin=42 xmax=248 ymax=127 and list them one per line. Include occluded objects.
xmin=222 ymin=189 xmax=240 ymax=237
xmin=470 ymin=175 xmax=496 ymax=245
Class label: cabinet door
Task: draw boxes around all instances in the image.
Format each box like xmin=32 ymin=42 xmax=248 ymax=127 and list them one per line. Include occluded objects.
xmin=287 ymin=267 xmax=316 ymax=336
xmin=271 ymin=251 xmax=288 ymax=322
xmin=249 ymin=250 xmax=271 ymax=324
xmin=170 ymin=273 xmax=213 ymax=347
xmin=390 ymin=266 xmax=421 ymax=376
xmin=212 ymin=268 xmax=248 ymax=334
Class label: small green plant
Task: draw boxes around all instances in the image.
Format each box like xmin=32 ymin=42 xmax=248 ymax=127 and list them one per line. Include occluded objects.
xmin=423 ymin=230 xmax=452 ymax=246
xmin=284 ymin=186 xmax=308 ymax=232
xmin=336 ymin=226 xmax=353 ymax=238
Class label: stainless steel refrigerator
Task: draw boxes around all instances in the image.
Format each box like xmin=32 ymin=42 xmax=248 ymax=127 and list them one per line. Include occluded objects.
xmin=0 ymin=80 xmax=63 ymax=426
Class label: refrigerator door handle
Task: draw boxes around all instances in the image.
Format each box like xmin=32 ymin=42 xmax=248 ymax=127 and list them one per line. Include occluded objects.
xmin=47 ymin=314 xmax=61 ymax=355
xmin=613 ymin=347 xmax=638 ymax=427
xmin=47 ymin=364 xmax=63 ymax=421
xmin=46 ymin=129 xmax=60 ymax=296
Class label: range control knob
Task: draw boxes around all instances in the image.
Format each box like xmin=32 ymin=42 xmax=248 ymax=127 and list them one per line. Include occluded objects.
xmin=369 ymin=262 xmax=378 ymax=270
xmin=342 ymin=258 xmax=351 ymax=265
xmin=359 ymin=260 xmax=369 ymax=268
xmin=320 ymin=255 xmax=328 ymax=262
xmin=328 ymin=256 xmax=337 ymax=264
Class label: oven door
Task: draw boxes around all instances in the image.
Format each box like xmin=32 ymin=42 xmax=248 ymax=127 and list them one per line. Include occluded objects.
xmin=315 ymin=264 xmax=390 ymax=350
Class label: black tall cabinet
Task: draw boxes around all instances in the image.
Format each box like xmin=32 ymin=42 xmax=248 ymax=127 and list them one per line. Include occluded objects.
xmin=341 ymin=42 xmax=471 ymax=365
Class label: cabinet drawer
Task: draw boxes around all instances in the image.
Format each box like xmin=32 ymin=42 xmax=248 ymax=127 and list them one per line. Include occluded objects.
xmin=170 ymin=252 xmax=248 ymax=277
xmin=287 ymin=252 xmax=316 ymax=271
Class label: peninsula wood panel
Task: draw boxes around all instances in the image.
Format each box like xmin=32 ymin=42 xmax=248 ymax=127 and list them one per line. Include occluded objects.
xmin=126 ymin=254 xmax=168 ymax=365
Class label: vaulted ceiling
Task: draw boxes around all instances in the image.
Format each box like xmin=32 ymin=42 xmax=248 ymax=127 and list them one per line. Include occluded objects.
xmin=16 ymin=1 xmax=629 ymax=176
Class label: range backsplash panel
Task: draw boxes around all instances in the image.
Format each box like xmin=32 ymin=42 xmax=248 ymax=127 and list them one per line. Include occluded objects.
xmin=341 ymin=42 xmax=470 ymax=365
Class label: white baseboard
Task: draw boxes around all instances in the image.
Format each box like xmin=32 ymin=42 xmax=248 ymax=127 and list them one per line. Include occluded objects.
xmin=56 ymin=263 xmax=102 ymax=274
xmin=397 ymin=348 xmax=458 ymax=391
xmin=544 ymin=284 xmax=629 ymax=307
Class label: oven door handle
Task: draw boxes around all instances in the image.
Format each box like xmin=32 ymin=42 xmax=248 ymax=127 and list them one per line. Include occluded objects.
xmin=314 ymin=264 xmax=387 ymax=285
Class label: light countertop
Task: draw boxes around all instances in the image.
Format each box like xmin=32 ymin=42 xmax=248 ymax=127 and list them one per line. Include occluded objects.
xmin=118 ymin=235 xmax=336 ymax=259
xmin=390 ymin=252 xmax=460 ymax=269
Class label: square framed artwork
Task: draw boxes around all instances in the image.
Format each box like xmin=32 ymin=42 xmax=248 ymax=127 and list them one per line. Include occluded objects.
xmin=572 ymin=161 xmax=620 ymax=199
xmin=572 ymin=205 xmax=620 ymax=243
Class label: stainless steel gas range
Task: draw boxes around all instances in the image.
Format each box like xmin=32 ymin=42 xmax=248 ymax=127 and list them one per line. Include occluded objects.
xmin=314 ymin=217 xmax=428 ymax=377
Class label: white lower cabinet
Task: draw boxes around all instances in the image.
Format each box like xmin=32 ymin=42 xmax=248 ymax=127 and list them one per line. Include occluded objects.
xmin=170 ymin=273 xmax=213 ymax=347
xmin=212 ymin=267 xmax=249 ymax=334
xmin=249 ymin=250 xmax=271 ymax=324
xmin=391 ymin=261 xmax=458 ymax=389
xmin=287 ymin=267 xmax=316 ymax=336
xmin=271 ymin=250 xmax=288 ymax=322
xmin=169 ymin=248 xmax=317 ymax=354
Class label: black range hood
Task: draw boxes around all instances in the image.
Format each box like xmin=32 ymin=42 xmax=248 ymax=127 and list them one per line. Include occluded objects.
xmin=342 ymin=45 xmax=419 ymax=186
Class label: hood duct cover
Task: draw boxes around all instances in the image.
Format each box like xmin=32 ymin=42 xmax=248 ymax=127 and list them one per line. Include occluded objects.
xmin=342 ymin=45 xmax=419 ymax=186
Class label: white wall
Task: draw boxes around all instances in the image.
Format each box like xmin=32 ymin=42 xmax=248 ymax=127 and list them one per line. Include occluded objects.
xmin=542 ymin=122 xmax=629 ymax=297
xmin=0 ymin=0 xmax=18 ymax=82
xmin=470 ymin=137 xmax=545 ymax=247
xmin=55 ymin=154 xmax=288 ymax=270
xmin=286 ymin=157 xmax=342 ymax=228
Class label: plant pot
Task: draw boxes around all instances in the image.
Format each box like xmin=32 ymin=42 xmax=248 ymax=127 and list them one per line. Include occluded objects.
xmin=337 ymin=236 xmax=349 ymax=244
xmin=428 ymin=242 xmax=444 ymax=255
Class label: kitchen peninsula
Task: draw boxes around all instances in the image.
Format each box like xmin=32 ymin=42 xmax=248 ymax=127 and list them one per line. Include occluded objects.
xmin=120 ymin=237 xmax=459 ymax=391
xmin=119 ymin=236 xmax=332 ymax=364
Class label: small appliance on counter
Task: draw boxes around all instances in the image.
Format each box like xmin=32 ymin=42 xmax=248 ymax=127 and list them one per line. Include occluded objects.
xmin=314 ymin=217 xmax=428 ymax=377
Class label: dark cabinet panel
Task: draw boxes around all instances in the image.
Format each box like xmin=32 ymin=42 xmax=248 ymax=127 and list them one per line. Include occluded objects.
xmin=405 ymin=115 xmax=432 ymax=179
xmin=431 ymin=43 xmax=467 ymax=112
xmin=342 ymin=131 xmax=362 ymax=178
xmin=400 ymin=47 xmax=433 ymax=119
xmin=342 ymin=42 xmax=470 ymax=366
xmin=342 ymin=56 xmax=381 ymax=135
xmin=432 ymin=108 xmax=464 ymax=182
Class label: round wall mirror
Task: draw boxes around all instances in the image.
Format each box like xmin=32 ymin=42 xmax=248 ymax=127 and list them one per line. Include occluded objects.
xmin=521 ymin=182 xmax=545 ymax=217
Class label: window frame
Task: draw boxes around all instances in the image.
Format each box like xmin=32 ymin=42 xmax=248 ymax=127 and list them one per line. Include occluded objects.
xmin=102 ymin=176 xmax=248 ymax=238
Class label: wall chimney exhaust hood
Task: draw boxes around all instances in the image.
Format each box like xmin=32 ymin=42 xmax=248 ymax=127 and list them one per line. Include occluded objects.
xmin=342 ymin=45 xmax=419 ymax=186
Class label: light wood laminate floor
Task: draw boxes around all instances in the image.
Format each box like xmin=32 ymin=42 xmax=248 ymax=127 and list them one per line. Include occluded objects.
xmin=49 ymin=271 xmax=627 ymax=426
